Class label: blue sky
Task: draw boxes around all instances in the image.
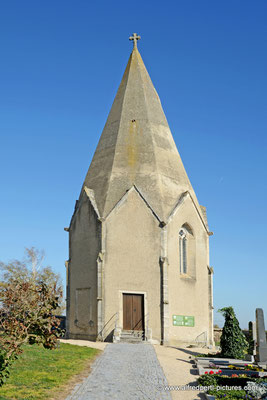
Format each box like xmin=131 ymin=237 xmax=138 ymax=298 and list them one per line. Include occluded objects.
xmin=0 ymin=1 xmax=266 ymax=328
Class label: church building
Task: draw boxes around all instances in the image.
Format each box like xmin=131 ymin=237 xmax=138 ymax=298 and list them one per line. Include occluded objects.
xmin=66 ymin=34 xmax=214 ymax=346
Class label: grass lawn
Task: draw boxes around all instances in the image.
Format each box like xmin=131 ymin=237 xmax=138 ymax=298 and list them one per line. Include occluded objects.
xmin=0 ymin=342 xmax=100 ymax=400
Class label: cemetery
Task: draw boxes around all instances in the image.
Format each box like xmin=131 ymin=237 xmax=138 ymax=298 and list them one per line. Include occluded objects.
xmin=194 ymin=308 xmax=267 ymax=399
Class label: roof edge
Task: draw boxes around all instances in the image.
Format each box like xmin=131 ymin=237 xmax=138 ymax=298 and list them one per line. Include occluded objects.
xmin=104 ymin=185 xmax=162 ymax=223
xmin=167 ymin=191 xmax=211 ymax=234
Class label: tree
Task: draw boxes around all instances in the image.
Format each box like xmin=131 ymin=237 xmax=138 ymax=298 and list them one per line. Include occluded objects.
xmin=0 ymin=247 xmax=65 ymax=314
xmin=218 ymin=306 xmax=248 ymax=359
xmin=0 ymin=248 xmax=64 ymax=386
xmin=0 ymin=279 xmax=63 ymax=386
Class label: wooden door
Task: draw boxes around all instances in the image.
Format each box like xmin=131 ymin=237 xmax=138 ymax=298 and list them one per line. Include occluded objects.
xmin=123 ymin=294 xmax=144 ymax=331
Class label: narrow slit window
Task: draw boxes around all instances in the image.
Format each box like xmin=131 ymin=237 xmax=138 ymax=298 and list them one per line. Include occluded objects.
xmin=179 ymin=235 xmax=183 ymax=273
xmin=179 ymin=224 xmax=195 ymax=278
xmin=179 ymin=229 xmax=187 ymax=274
xmin=182 ymin=237 xmax=187 ymax=273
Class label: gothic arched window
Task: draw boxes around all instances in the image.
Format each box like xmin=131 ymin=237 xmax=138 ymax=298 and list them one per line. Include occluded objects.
xmin=179 ymin=229 xmax=187 ymax=274
xmin=179 ymin=224 xmax=195 ymax=277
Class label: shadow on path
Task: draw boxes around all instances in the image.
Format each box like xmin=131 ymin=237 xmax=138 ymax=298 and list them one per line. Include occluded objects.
xmin=168 ymin=347 xmax=210 ymax=357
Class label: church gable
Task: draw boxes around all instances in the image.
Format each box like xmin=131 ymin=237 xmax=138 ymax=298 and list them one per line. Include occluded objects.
xmin=167 ymin=191 xmax=209 ymax=234
xmin=105 ymin=185 xmax=161 ymax=223
xmin=70 ymin=187 xmax=100 ymax=231
xmin=69 ymin=190 xmax=101 ymax=280
xmin=105 ymin=186 xmax=160 ymax=249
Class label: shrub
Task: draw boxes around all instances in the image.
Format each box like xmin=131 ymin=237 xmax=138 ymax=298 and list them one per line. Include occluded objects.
xmin=198 ymin=373 xmax=267 ymax=390
xmin=219 ymin=307 xmax=248 ymax=359
xmin=198 ymin=373 xmax=217 ymax=386
xmin=0 ymin=280 xmax=62 ymax=386
xmin=207 ymin=388 xmax=248 ymax=399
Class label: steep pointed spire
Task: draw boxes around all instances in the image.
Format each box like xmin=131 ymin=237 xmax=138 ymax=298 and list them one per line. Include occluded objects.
xmin=83 ymin=35 xmax=200 ymax=222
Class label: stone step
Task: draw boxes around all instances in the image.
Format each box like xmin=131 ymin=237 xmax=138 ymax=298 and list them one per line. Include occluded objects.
xmin=119 ymin=337 xmax=143 ymax=344
xmin=119 ymin=330 xmax=144 ymax=343
xmin=121 ymin=330 xmax=143 ymax=337
xmin=120 ymin=335 xmax=143 ymax=340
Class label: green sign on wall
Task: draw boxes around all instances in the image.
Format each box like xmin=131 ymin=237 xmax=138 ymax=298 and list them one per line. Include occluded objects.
xmin=172 ymin=315 xmax=195 ymax=327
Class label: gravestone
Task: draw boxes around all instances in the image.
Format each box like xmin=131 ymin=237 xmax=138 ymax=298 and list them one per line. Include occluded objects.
xmin=255 ymin=308 xmax=267 ymax=363
xmin=248 ymin=321 xmax=257 ymax=356
xmin=252 ymin=321 xmax=257 ymax=345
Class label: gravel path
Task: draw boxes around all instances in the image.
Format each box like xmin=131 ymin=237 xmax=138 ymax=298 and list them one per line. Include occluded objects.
xmin=66 ymin=343 xmax=171 ymax=400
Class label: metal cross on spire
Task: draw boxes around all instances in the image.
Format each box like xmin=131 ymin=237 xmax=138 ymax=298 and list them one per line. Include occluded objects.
xmin=129 ymin=33 xmax=141 ymax=49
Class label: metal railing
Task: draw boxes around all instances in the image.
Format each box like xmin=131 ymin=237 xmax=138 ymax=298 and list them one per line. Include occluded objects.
xmin=97 ymin=311 xmax=150 ymax=342
xmin=96 ymin=312 xmax=118 ymax=341
xmin=195 ymin=331 xmax=207 ymax=347
xmin=122 ymin=313 xmax=149 ymax=341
